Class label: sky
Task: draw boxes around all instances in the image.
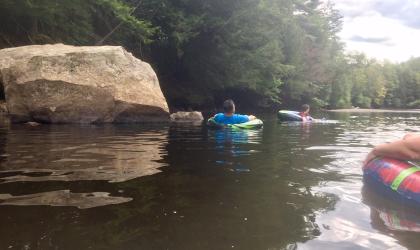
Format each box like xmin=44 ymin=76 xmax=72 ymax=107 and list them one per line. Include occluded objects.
xmin=329 ymin=0 xmax=420 ymax=62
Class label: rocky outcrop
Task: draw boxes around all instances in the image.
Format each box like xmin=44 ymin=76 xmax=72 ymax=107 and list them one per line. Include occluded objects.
xmin=0 ymin=44 xmax=169 ymax=123
xmin=170 ymin=111 xmax=204 ymax=122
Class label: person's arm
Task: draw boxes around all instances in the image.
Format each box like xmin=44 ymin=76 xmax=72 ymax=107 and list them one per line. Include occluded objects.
xmin=364 ymin=135 xmax=420 ymax=164
xmin=213 ymin=113 xmax=222 ymax=123
xmin=247 ymin=115 xmax=256 ymax=121
xmin=403 ymin=133 xmax=419 ymax=140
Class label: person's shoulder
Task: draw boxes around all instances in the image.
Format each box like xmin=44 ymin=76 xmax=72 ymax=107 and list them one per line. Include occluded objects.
xmin=214 ymin=113 xmax=224 ymax=122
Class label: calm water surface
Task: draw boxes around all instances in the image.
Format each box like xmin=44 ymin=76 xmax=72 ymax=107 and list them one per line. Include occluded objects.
xmin=0 ymin=112 xmax=419 ymax=249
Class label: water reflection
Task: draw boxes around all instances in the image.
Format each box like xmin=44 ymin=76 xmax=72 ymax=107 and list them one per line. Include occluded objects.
xmin=210 ymin=128 xmax=262 ymax=145
xmin=209 ymin=129 xmax=262 ymax=172
xmin=0 ymin=190 xmax=132 ymax=209
xmin=0 ymin=125 xmax=168 ymax=183
xmin=157 ymin=122 xmax=340 ymax=249
xmin=0 ymin=114 xmax=419 ymax=249
xmin=362 ymin=185 xmax=420 ymax=250
xmin=0 ymin=124 xmax=168 ymax=208
xmin=363 ymin=186 xmax=420 ymax=233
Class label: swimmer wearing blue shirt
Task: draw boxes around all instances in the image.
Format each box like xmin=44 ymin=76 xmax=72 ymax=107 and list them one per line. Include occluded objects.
xmin=213 ymin=99 xmax=256 ymax=125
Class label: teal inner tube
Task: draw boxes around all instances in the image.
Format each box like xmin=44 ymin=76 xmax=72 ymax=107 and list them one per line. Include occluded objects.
xmin=207 ymin=117 xmax=263 ymax=129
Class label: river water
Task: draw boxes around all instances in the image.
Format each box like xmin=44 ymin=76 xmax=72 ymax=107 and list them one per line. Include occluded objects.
xmin=0 ymin=112 xmax=419 ymax=249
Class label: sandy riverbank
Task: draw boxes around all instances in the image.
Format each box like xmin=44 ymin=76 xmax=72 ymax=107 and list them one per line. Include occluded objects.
xmin=327 ymin=108 xmax=420 ymax=113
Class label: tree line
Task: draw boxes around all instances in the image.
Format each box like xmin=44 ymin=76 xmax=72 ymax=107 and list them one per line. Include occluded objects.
xmin=0 ymin=0 xmax=419 ymax=110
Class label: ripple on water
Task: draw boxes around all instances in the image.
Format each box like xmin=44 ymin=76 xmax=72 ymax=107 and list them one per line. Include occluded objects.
xmin=0 ymin=190 xmax=132 ymax=209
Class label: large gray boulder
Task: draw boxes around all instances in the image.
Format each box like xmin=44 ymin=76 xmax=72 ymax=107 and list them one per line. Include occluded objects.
xmin=0 ymin=44 xmax=169 ymax=123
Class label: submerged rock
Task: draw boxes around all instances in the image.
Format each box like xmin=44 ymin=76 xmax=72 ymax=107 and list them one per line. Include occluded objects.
xmin=170 ymin=111 xmax=204 ymax=122
xmin=0 ymin=44 xmax=169 ymax=123
xmin=25 ymin=121 xmax=41 ymax=127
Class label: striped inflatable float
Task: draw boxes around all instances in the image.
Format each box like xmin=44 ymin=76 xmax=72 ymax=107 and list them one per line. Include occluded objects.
xmin=363 ymin=157 xmax=420 ymax=207
xmin=207 ymin=117 xmax=263 ymax=130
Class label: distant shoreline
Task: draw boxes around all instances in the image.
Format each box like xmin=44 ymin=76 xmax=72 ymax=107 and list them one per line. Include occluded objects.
xmin=327 ymin=108 xmax=420 ymax=113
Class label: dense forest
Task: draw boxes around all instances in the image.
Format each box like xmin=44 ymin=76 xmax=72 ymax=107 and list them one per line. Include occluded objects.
xmin=0 ymin=0 xmax=419 ymax=110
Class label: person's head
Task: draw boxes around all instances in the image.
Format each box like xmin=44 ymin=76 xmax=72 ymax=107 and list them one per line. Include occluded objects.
xmin=301 ymin=104 xmax=310 ymax=114
xmin=223 ymin=99 xmax=235 ymax=114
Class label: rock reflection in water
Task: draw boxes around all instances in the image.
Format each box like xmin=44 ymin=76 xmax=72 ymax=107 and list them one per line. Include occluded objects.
xmin=0 ymin=190 xmax=132 ymax=209
xmin=0 ymin=125 xmax=168 ymax=183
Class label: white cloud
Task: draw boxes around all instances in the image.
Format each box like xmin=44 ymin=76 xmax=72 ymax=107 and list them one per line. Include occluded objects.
xmin=329 ymin=0 xmax=420 ymax=62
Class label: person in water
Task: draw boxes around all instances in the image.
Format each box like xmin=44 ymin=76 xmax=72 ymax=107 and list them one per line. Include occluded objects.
xmin=364 ymin=133 xmax=420 ymax=164
xmin=213 ymin=99 xmax=256 ymax=125
xmin=299 ymin=104 xmax=313 ymax=121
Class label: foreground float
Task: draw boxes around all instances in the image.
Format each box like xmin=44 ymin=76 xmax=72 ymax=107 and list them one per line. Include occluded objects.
xmin=363 ymin=157 xmax=420 ymax=208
